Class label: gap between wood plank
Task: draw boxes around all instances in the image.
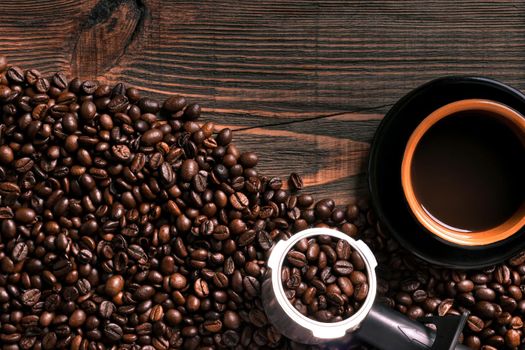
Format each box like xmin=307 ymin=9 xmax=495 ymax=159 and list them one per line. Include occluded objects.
xmin=232 ymin=103 xmax=393 ymax=131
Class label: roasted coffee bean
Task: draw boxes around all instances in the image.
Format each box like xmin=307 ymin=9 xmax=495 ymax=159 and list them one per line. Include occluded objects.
xmin=282 ymin=236 xmax=368 ymax=323
xmin=475 ymin=301 xmax=496 ymax=319
xmin=7 ymin=66 xmax=24 ymax=83
xmin=12 ymin=242 xmax=29 ymax=261
xmin=105 ymin=275 xmax=125 ymax=297
xmin=99 ymin=300 xmax=116 ymax=318
xmin=163 ymin=95 xmax=186 ymax=112
xmin=142 ymin=128 xmax=163 ymax=146
xmin=194 ymin=278 xmax=210 ymax=298
xmin=21 ymin=289 xmax=41 ymax=306
xmin=69 ymin=309 xmax=87 ymax=327
xmin=288 ymin=173 xmax=304 ymax=191
xmin=181 ymin=159 xmax=198 ymax=181
xmin=204 ymin=319 xmax=223 ymax=333
xmin=467 ymin=315 xmax=485 ymax=332
xmin=286 ymin=250 xmax=307 ymax=268
xmin=222 ymin=330 xmax=240 ymax=346
xmin=0 ymin=145 xmax=14 ymax=164
xmin=104 ymin=323 xmax=123 ymax=341
xmin=14 ymin=207 xmax=36 ymax=224
xmin=333 ymin=260 xmax=354 ymax=275
xmin=230 ymin=192 xmax=249 ymax=210
xmin=107 ymin=94 xmax=129 ymax=113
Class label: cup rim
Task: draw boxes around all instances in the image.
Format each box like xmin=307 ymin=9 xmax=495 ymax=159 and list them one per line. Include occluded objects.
xmin=401 ymin=98 xmax=525 ymax=246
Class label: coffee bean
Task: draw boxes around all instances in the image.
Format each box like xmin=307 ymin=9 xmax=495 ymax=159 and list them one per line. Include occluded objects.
xmin=105 ymin=275 xmax=124 ymax=297
xmin=81 ymin=80 xmax=98 ymax=94
xmin=181 ymin=159 xmax=198 ymax=181
xmin=495 ymin=265 xmax=511 ymax=285
xmin=104 ymin=323 xmax=123 ymax=341
xmin=230 ymin=192 xmax=249 ymax=210
xmin=238 ymin=230 xmax=256 ymax=246
xmin=14 ymin=207 xmax=36 ymax=224
xmin=327 ymin=292 xmax=345 ymax=306
xmin=204 ymin=319 xmax=223 ymax=333
xmin=456 ymin=279 xmax=474 ymax=293
xmin=12 ymin=242 xmax=29 ymax=261
xmin=354 ymin=282 xmax=369 ymax=302
xmin=107 ymin=94 xmax=129 ymax=113
xmin=142 ymin=128 xmax=163 ymax=146
xmin=337 ymin=277 xmax=354 ymax=297
xmin=42 ymin=332 xmax=57 ymax=350
xmin=194 ymin=278 xmax=210 ymax=297
xmin=163 ymin=95 xmax=187 ymax=112
xmin=475 ymin=301 xmax=496 ymax=319
xmin=306 ymin=243 xmax=320 ymax=261
xmin=505 ymin=329 xmax=520 ymax=347
xmin=128 ymin=244 xmax=148 ymax=264
xmin=6 ymin=66 xmax=24 ymax=84
xmin=288 ymin=173 xmax=303 ymax=191
xmin=150 ymin=304 xmax=164 ymax=321
xmin=112 ymin=144 xmax=131 ymax=161
xmin=160 ymin=162 xmax=175 ymax=185
xmin=224 ymin=310 xmax=241 ymax=330
xmin=243 ymin=276 xmax=260 ymax=297
xmin=170 ymin=273 xmax=187 ymax=290
xmin=286 ymin=250 xmax=307 ymax=268
xmin=21 ymin=289 xmax=41 ymax=306
xmin=0 ymin=145 xmax=14 ymax=164
xmin=467 ymin=315 xmax=485 ymax=332
xmin=99 ymin=300 xmax=116 ymax=318
xmin=193 ymin=170 xmax=208 ymax=192
xmin=438 ymin=299 xmax=454 ymax=316
xmin=222 ymin=330 xmax=240 ymax=346
xmin=314 ymin=310 xmax=333 ymax=322
xmin=69 ymin=309 xmax=86 ymax=328
xmin=333 ymin=260 xmax=354 ymax=275
xmin=475 ymin=287 xmax=496 ymax=301
xmin=239 ymin=152 xmax=258 ymax=168
xmin=134 ymin=285 xmax=155 ymax=301
xmin=80 ymin=101 xmax=96 ymax=120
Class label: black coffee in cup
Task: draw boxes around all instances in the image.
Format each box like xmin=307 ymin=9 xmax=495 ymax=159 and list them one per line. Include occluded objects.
xmin=402 ymin=99 xmax=525 ymax=246
xmin=411 ymin=111 xmax=525 ymax=232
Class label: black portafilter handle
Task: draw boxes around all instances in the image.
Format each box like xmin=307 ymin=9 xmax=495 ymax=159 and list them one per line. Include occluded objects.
xmin=353 ymin=302 xmax=470 ymax=350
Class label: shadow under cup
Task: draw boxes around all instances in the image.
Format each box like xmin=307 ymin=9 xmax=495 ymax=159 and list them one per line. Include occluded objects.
xmin=401 ymin=99 xmax=525 ymax=246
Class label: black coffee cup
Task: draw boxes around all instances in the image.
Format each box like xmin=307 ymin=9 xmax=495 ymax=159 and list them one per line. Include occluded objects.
xmin=369 ymin=77 xmax=525 ymax=268
xmin=401 ymin=98 xmax=525 ymax=246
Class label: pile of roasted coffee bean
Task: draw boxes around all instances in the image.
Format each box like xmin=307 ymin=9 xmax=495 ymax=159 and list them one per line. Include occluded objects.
xmin=282 ymin=236 xmax=369 ymax=323
xmin=0 ymin=56 xmax=365 ymax=350
xmin=0 ymin=55 xmax=524 ymax=350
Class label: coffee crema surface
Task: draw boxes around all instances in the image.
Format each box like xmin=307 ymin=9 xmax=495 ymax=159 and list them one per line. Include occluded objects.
xmin=411 ymin=111 xmax=525 ymax=232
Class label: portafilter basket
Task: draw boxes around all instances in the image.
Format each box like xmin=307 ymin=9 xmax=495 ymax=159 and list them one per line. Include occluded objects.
xmin=262 ymin=228 xmax=470 ymax=350
xmin=262 ymin=228 xmax=377 ymax=344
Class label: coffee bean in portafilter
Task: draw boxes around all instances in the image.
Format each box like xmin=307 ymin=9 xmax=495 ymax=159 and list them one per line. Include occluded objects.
xmin=282 ymin=236 xmax=369 ymax=322
xmin=0 ymin=56 xmax=373 ymax=350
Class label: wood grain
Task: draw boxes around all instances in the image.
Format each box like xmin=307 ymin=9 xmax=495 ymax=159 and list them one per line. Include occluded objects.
xmin=1 ymin=0 xmax=525 ymax=203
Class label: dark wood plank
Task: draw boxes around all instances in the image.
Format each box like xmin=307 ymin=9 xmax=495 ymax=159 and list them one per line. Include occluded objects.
xmin=1 ymin=0 xmax=525 ymax=202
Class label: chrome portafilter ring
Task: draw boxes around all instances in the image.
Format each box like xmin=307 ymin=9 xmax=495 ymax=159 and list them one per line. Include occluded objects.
xmin=262 ymin=228 xmax=378 ymax=345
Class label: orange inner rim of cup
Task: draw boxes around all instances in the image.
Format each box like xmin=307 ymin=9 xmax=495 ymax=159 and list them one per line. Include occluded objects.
xmin=401 ymin=99 xmax=525 ymax=246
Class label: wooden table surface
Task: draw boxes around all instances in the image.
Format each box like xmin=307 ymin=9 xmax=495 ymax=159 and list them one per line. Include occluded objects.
xmin=2 ymin=0 xmax=524 ymax=204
